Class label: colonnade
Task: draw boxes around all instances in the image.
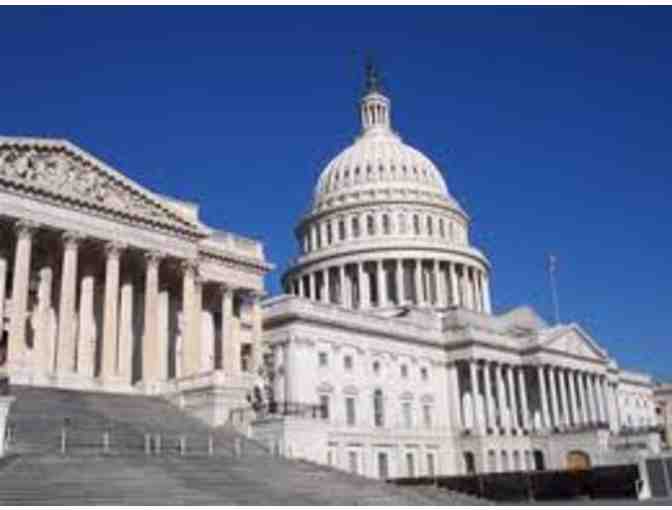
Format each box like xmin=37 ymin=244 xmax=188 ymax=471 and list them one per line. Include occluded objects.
xmin=450 ymin=359 xmax=617 ymax=435
xmin=287 ymin=258 xmax=491 ymax=313
xmin=0 ymin=219 xmax=262 ymax=388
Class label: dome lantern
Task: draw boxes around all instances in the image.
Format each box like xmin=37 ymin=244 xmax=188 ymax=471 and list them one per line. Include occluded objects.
xmin=360 ymin=60 xmax=391 ymax=133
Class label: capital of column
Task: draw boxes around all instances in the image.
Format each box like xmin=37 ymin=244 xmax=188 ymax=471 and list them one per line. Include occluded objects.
xmin=62 ymin=230 xmax=86 ymax=247
xmin=144 ymin=250 xmax=165 ymax=267
xmin=180 ymin=258 xmax=199 ymax=276
xmin=15 ymin=219 xmax=39 ymax=239
xmin=104 ymin=241 xmax=127 ymax=259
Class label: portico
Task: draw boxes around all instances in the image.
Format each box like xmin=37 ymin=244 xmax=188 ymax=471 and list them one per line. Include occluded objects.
xmin=0 ymin=137 xmax=272 ymax=421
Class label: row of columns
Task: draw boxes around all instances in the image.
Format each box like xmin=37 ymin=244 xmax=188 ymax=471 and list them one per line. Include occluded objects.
xmin=288 ymin=259 xmax=491 ymax=314
xmin=1 ymin=220 xmax=262 ymax=387
xmin=451 ymin=359 xmax=615 ymax=435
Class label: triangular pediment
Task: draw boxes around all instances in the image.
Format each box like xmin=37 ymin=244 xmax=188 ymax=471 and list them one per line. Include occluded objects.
xmin=540 ymin=323 xmax=607 ymax=362
xmin=0 ymin=137 xmax=206 ymax=238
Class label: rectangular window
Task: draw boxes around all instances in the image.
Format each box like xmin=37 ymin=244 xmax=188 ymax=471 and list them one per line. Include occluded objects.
xmin=426 ymin=453 xmax=435 ymax=477
xmin=346 ymin=397 xmax=356 ymax=426
xmin=378 ymin=452 xmax=389 ymax=479
xmin=402 ymin=402 xmax=412 ymax=429
xmin=327 ymin=450 xmax=333 ymax=466
xmin=344 ymin=355 xmax=353 ymax=371
xmin=348 ymin=451 xmax=358 ymax=474
xmin=319 ymin=394 xmax=330 ymax=420
xmin=423 ymin=404 xmax=432 ymax=428
xmin=318 ymin=351 xmax=328 ymax=367
xmin=406 ymin=452 xmax=415 ymax=477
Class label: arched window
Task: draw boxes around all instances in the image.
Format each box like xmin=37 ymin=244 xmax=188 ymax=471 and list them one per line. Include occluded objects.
xmin=338 ymin=220 xmax=345 ymax=241
xmin=413 ymin=215 xmax=420 ymax=235
xmin=373 ymin=389 xmax=384 ymax=427
xmin=382 ymin=214 xmax=391 ymax=235
xmin=463 ymin=451 xmax=476 ymax=475
xmin=426 ymin=216 xmax=433 ymax=236
xmin=367 ymin=215 xmax=375 ymax=236
xmin=352 ymin=217 xmax=360 ymax=238
xmin=326 ymin=222 xmax=333 ymax=245
xmin=372 ymin=360 xmax=380 ymax=375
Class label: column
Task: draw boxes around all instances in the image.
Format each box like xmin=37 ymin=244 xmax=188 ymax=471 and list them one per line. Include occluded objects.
xmin=77 ymin=269 xmax=96 ymax=378
xmin=377 ymin=260 xmax=387 ymax=307
xmin=193 ymin=275 xmax=203 ymax=372
xmin=517 ymin=366 xmax=530 ymax=430
xmin=586 ymin=373 xmax=598 ymax=424
xmin=436 ymin=261 xmax=447 ymax=307
xmin=414 ymin=259 xmax=423 ymax=305
xmin=57 ymin=231 xmax=82 ymax=373
xmin=483 ymin=361 xmax=496 ymax=434
xmin=472 ymin=269 xmax=481 ymax=312
xmin=599 ymin=376 xmax=610 ymax=427
xmin=118 ymin=278 xmax=134 ymax=383
xmin=496 ymin=363 xmax=508 ymax=431
xmin=220 ymin=286 xmax=237 ymax=376
xmin=34 ymin=266 xmax=53 ymax=374
xmin=559 ymin=368 xmax=570 ymax=428
xmin=308 ymin=272 xmax=316 ymax=300
xmin=537 ymin=365 xmax=551 ymax=430
xmin=548 ymin=366 xmax=560 ymax=430
xmin=507 ymin=365 xmax=520 ymax=432
xmin=395 ymin=259 xmax=405 ymax=305
xmin=181 ymin=260 xmax=198 ymax=377
xmin=338 ymin=265 xmax=347 ymax=306
xmin=448 ymin=362 xmax=462 ymax=430
xmin=449 ymin=262 xmax=459 ymax=306
xmin=577 ymin=372 xmax=589 ymax=425
xmin=568 ymin=370 xmax=579 ymax=427
xmin=102 ymin=242 xmax=124 ymax=380
xmin=7 ymin=221 xmax=37 ymax=369
xmin=142 ymin=251 xmax=162 ymax=385
xmin=482 ymin=273 xmax=492 ymax=314
xmin=250 ymin=290 xmax=264 ymax=372
xmin=0 ymin=253 xmax=7 ymax=342
xmin=322 ymin=268 xmax=330 ymax=304
xmin=358 ymin=262 xmax=370 ymax=309
xmin=469 ymin=360 xmax=483 ymax=435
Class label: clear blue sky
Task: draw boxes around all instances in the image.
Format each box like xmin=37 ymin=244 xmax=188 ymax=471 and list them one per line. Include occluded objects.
xmin=1 ymin=7 xmax=670 ymax=379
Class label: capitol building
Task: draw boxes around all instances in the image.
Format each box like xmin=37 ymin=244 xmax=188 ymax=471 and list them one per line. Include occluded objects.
xmin=255 ymin=66 xmax=660 ymax=479
xmin=0 ymin=65 xmax=662 ymax=483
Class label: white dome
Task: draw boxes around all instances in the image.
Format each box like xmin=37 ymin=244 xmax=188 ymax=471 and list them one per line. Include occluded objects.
xmin=311 ymin=91 xmax=463 ymax=214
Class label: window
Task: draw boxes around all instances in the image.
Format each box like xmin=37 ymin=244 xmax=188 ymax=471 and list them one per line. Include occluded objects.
xmin=413 ymin=214 xmax=420 ymax=235
xmin=426 ymin=453 xmax=436 ymax=477
xmin=346 ymin=397 xmax=356 ymax=426
xmin=318 ymin=352 xmax=328 ymax=367
xmin=382 ymin=214 xmax=391 ymax=235
xmin=378 ymin=452 xmax=389 ymax=479
xmin=373 ymin=389 xmax=385 ymax=428
xmin=426 ymin=216 xmax=433 ymax=236
xmin=326 ymin=222 xmax=333 ymax=245
xmin=402 ymin=402 xmax=413 ymax=429
xmin=319 ymin=394 xmax=330 ymax=420
xmin=406 ymin=452 xmax=415 ymax=477
xmin=327 ymin=450 xmax=333 ymax=466
xmin=348 ymin=451 xmax=358 ymax=474
xmin=372 ymin=360 xmax=380 ymax=374
xmin=367 ymin=215 xmax=375 ymax=236
xmin=240 ymin=344 xmax=252 ymax=372
xmin=398 ymin=213 xmax=406 ymax=234
xmin=352 ymin=217 xmax=360 ymax=238
xmin=439 ymin=218 xmax=445 ymax=237
xmin=401 ymin=364 xmax=408 ymax=378
xmin=420 ymin=367 xmax=428 ymax=381
xmin=344 ymin=355 xmax=353 ymax=371
xmin=338 ymin=219 xmax=346 ymax=241
xmin=501 ymin=451 xmax=509 ymax=472
xmin=423 ymin=404 xmax=432 ymax=428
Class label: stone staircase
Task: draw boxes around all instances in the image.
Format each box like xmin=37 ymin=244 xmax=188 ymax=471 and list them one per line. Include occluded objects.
xmin=0 ymin=386 xmax=485 ymax=505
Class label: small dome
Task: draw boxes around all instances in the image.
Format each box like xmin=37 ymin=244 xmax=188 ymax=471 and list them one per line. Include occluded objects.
xmin=311 ymin=88 xmax=462 ymax=214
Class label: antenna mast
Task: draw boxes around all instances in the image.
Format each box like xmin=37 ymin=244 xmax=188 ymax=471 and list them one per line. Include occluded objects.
xmin=548 ymin=254 xmax=560 ymax=325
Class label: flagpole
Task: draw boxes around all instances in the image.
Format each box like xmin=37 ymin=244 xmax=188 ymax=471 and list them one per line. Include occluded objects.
xmin=549 ymin=254 xmax=560 ymax=325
